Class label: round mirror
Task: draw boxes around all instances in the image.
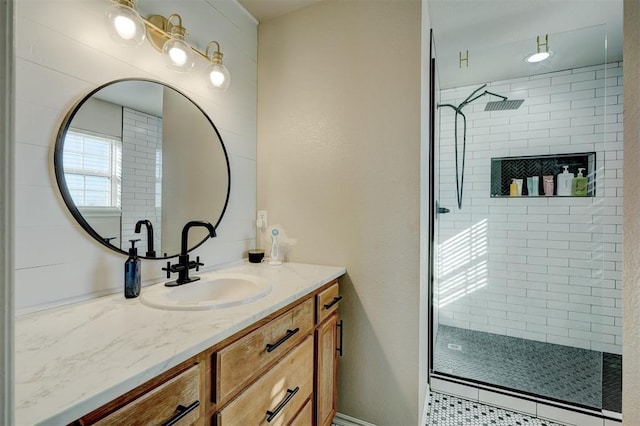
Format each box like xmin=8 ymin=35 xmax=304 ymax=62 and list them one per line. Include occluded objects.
xmin=54 ymin=79 xmax=230 ymax=259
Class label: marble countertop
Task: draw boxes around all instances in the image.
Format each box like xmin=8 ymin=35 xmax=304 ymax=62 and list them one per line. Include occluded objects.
xmin=15 ymin=261 xmax=346 ymax=425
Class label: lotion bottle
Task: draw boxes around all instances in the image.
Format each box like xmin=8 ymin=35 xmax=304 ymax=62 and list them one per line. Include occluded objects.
xmin=125 ymin=239 xmax=141 ymax=298
xmin=556 ymin=166 xmax=573 ymax=196
xmin=572 ymin=168 xmax=588 ymax=196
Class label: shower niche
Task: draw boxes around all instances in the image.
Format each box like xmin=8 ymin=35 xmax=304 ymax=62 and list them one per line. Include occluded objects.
xmin=490 ymin=152 xmax=596 ymax=197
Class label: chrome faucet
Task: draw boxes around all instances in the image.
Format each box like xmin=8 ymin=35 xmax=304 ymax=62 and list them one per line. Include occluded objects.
xmin=163 ymin=221 xmax=216 ymax=287
xmin=134 ymin=219 xmax=155 ymax=257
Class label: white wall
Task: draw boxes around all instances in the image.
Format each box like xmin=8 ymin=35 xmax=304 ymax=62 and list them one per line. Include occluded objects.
xmin=14 ymin=0 xmax=257 ymax=311
xmin=437 ymin=63 xmax=624 ymax=354
xmin=257 ymin=1 xmax=422 ymax=424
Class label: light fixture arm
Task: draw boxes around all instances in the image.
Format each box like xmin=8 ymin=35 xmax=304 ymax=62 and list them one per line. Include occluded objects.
xmin=165 ymin=13 xmax=186 ymax=39
xmin=537 ymin=34 xmax=549 ymax=54
xmin=205 ymin=41 xmax=224 ymax=64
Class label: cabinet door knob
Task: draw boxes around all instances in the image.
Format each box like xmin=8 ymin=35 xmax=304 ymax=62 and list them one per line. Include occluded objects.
xmin=162 ymin=400 xmax=200 ymax=426
xmin=265 ymin=386 xmax=299 ymax=422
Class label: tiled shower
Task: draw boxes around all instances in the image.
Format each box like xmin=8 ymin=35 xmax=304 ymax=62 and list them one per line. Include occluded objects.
xmin=431 ymin=36 xmax=623 ymax=413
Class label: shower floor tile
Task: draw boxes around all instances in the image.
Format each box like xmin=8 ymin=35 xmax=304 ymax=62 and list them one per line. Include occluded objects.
xmin=425 ymin=392 xmax=563 ymax=426
xmin=433 ymin=325 xmax=620 ymax=410
xmin=602 ymin=352 xmax=622 ymax=412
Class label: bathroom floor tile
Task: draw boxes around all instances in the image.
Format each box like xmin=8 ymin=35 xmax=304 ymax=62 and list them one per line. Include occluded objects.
xmin=425 ymin=392 xmax=563 ymax=426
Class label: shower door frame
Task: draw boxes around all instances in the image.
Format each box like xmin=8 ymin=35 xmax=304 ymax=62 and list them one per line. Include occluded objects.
xmin=426 ymin=31 xmax=620 ymax=423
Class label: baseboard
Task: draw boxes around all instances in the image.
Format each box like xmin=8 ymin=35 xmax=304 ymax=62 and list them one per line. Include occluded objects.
xmin=333 ymin=412 xmax=378 ymax=426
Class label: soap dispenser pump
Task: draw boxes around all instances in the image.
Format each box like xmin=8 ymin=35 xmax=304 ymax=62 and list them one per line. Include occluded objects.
xmin=572 ymin=167 xmax=588 ymax=196
xmin=125 ymin=239 xmax=141 ymax=298
xmin=556 ymin=165 xmax=574 ymax=196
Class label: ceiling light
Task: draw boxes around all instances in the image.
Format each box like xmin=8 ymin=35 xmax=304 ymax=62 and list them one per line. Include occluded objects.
xmin=105 ymin=0 xmax=146 ymax=46
xmin=526 ymin=51 xmax=551 ymax=63
xmin=525 ymin=34 xmax=552 ymax=63
xmin=206 ymin=41 xmax=231 ymax=91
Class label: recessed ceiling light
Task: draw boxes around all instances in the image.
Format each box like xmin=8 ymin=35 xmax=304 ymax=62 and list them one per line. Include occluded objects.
xmin=525 ymin=51 xmax=552 ymax=63
xmin=525 ymin=34 xmax=552 ymax=63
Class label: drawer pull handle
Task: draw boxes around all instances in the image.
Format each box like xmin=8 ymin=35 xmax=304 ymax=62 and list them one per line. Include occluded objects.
xmin=266 ymin=328 xmax=299 ymax=353
xmin=323 ymin=296 xmax=343 ymax=310
xmin=337 ymin=319 xmax=344 ymax=357
xmin=163 ymin=400 xmax=200 ymax=426
xmin=266 ymin=386 xmax=299 ymax=422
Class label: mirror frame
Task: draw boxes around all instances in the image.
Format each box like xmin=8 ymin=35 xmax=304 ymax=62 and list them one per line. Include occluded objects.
xmin=53 ymin=78 xmax=231 ymax=260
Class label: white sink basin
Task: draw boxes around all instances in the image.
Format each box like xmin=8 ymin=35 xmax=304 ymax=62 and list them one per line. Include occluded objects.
xmin=141 ymin=272 xmax=272 ymax=310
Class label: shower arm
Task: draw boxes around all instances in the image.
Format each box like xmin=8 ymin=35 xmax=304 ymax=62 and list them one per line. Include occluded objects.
xmin=437 ymin=83 xmax=509 ymax=113
xmin=459 ymin=83 xmax=508 ymax=110
xmin=465 ymin=90 xmax=507 ymax=107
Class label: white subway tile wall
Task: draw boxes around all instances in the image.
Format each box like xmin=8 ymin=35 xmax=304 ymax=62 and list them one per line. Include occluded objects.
xmin=436 ymin=63 xmax=623 ymax=354
xmin=120 ymin=108 xmax=162 ymax=251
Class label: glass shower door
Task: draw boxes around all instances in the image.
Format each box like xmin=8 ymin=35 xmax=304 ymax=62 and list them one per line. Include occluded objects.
xmin=430 ymin=25 xmax=622 ymax=413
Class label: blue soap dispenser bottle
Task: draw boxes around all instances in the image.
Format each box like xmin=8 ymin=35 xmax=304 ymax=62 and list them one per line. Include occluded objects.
xmin=125 ymin=239 xmax=141 ymax=298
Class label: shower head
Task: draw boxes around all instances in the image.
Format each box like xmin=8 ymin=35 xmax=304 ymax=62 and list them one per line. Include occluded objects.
xmin=458 ymin=85 xmax=524 ymax=112
xmin=484 ymin=99 xmax=524 ymax=111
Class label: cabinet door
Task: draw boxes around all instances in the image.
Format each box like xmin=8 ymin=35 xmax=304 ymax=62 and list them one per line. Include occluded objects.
xmin=315 ymin=313 xmax=338 ymax=426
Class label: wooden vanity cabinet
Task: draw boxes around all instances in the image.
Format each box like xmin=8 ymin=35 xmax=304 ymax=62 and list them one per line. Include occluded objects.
xmin=73 ymin=279 xmax=341 ymax=426
xmin=314 ymin=282 xmax=341 ymax=426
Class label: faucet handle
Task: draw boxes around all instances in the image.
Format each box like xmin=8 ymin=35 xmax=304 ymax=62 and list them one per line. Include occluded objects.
xmin=195 ymin=256 xmax=204 ymax=272
xmin=161 ymin=261 xmax=172 ymax=278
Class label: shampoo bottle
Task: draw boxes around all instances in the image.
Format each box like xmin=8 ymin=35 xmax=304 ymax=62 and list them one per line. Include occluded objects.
xmin=510 ymin=179 xmax=518 ymax=196
xmin=572 ymin=168 xmax=588 ymax=196
xmin=125 ymin=239 xmax=141 ymax=298
xmin=556 ymin=166 xmax=574 ymax=196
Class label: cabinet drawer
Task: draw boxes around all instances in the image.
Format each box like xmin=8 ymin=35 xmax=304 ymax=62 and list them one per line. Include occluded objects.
xmin=95 ymin=364 xmax=201 ymax=426
xmin=216 ymin=298 xmax=314 ymax=404
xmin=316 ymin=282 xmax=341 ymax=324
xmin=216 ymin=336 xmax=314 ymax=426
xmin=290 ymin=398 xmax=313 ymax=426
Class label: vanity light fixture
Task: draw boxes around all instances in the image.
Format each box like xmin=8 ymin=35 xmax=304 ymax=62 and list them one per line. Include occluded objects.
xmin=105 ymin=0 xmax=146 ymax=46
xmin=206 ymin=41 xmax=231 ymax=91
xmin=105 ymin=0 xmax=231 ymax=88
xmin=525 ymin=34 xmax=552 ymax=63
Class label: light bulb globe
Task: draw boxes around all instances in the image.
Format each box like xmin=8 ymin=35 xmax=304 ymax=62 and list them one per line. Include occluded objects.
xmin=105 ymin=3 xmax=146 ymax=46
xmin=162 ymin=39 xmax=195 ymax=72
xmin=208 ymin=63 xmax=230 ymax=91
